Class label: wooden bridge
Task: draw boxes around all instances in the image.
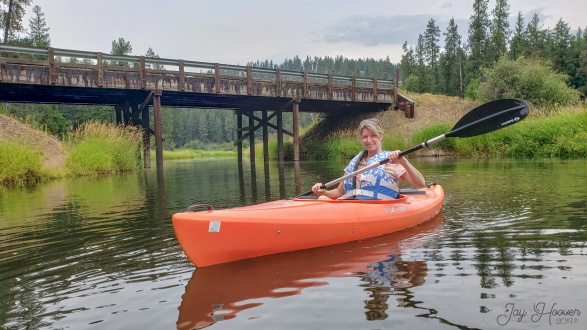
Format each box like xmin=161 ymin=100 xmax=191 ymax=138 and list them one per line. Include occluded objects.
xmin=0 ymin=45 xmax=414 ymax=168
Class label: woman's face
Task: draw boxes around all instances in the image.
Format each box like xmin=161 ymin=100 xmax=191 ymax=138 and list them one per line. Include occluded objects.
xmin=360 ymin=128 xmax=382 ymax=153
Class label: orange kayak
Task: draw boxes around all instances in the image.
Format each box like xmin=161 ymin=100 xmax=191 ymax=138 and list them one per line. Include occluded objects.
xmin=172 ymin=184 xmax=444 ymax=267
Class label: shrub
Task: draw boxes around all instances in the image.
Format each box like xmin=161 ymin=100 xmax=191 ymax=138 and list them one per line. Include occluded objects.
xmin=0 ymin=142 xmax=43 ymax=183
xmin=65 ymin=122 xmax=142 ymax=175
xmin=477 ymin=57 xmax=580 ymax=109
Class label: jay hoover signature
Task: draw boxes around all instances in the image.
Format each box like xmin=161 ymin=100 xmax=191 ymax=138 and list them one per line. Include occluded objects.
xmin=497 ymin=302 xmax=581 ymax=326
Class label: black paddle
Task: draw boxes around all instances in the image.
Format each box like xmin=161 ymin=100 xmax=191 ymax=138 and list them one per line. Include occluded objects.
xmin=298 ymin=98 xmax=529 ymax=197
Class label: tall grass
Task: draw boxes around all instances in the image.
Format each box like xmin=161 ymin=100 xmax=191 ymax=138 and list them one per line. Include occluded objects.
xmin=454 ymin=112 xmax=587 ymax=157
xmin=65 ymin=122 xmax=143 ymax=175
xmin=162 ymin=149 xmax=237 ymax=160
xmin=0 ymin=142 xmax=43 ymax=184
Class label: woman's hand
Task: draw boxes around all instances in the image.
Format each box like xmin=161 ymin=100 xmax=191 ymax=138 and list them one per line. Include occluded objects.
xmin=312 ymin=183 xmax=325 ymax=196
xmin=388 ymin=150 xmax=403 ymax=164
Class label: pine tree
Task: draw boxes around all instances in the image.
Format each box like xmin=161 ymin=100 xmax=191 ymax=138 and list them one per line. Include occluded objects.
xmin=466 ymin=0 xmax=490 ymax=80
xmin=549 ymin=19 xmax=572 ymax=76
xmin=439 ymin=18 xmax=462 ymax=96
xmin=509 ymin=12 xmax=527 ymax=60
xmin=145 ymin=47 xmax=164 ymax=70
xmin=488 ymin=0 xmax=511 ymax=64
xmin=27 ymin=5 xmax=50 ymax=47
xmin=1 ymin=0 xmax=32 ymax=43
xmin=400 ymin=41 xmax=417 ymax=79
xmin=569 ymin=27 xmax=587 ymax=95
xmin=408 ymin=34 xmax=426 ymax=93
xmin=525 ymin=13 xmax=546 ymax=58
xmin=423 ymin=19 xmax=441 ymax=93
xmin=110 ymin=37 xmax=133 ymax=67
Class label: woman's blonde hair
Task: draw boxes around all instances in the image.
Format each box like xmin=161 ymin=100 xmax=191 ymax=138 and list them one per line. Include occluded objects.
xmin=357 ymin=118 xmax=384 ymax=139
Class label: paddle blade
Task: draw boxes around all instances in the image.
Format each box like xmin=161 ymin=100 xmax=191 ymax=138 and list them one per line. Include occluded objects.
xmin=447 ymin=99 xmax=528 ymax=138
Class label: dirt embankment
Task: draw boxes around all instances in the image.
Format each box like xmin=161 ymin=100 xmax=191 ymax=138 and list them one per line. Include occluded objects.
xmin=0 ymin=114 xmax=67 ymax=169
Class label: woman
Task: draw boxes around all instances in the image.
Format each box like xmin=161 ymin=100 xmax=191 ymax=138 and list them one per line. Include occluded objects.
xmin=311 ymin=118 xmax=425 ymax=200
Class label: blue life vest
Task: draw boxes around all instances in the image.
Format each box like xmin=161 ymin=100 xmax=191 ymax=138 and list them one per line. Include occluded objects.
xmin=342 ymin=151 xmax=400 ymax=200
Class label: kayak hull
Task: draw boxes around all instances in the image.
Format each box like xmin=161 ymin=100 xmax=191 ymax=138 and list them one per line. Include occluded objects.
xmin=172 ymin=184 xmax=444 ymax=267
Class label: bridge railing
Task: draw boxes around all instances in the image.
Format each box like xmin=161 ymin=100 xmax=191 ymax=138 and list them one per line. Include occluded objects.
xmin=0 ymin=44 xmax=395 ymax=103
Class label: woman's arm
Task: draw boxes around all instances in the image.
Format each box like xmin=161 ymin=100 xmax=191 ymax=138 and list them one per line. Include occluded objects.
xmin=312 ymin=181 xmax=344 ymax=199
xmin=388 ymin=150 xmax=426 ymax=188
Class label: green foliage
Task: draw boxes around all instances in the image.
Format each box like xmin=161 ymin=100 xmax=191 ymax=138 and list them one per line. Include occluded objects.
xmin=36 ymin=105 xmax=70 ymax=136
xmin=477 ymin=57 xmax=580 ymax=108
xmin=323 ymin=137 xmax=362 ymax=160
xmin=399 ymin=5 xmax=586 ymax=102
xmin=0 ymin=142 xmax=42 ymax=184
xmin=454 ymin=112 xmax=587 ymax=157
xmin=465 ymin=78 xmax=480 ymax=99
xmin=65 ymin=122 xmax=142 ymax=175
xmin=162 ymin=149 xmax=236 ymax=160
xmin=404 ymin=74 xmax=422 ymax=93
xmin=183 ymin=139 xmax=236 ymax=151
xmin=466 ymin=0 xmax=491 ymax=80
xmin=300 ymin=137 xmax=361 ymax=160
xmin=27 ymin=5 xmax=50 ymax=47
xmin=1 ymin=0 xmax=32 ymax=42
xmin=109 ymin=37 xmax=133 ymax=67
xmin=411 ymin=124 xmax=456 ymax=150
xmin=250 ymin=54 xmax=398 ymax=80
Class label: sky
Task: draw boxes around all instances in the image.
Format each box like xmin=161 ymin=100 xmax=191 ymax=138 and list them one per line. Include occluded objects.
xmin=24 ymin=0 xmax=587 ymax=66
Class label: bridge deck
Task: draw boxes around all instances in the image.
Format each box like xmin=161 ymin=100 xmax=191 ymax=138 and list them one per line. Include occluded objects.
xmin=0 ymin=45 xmax=396 ymax=113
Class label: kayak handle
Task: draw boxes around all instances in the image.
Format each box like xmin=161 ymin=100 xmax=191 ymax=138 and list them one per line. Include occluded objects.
xmin=186 ymin=204 xmax=214 ymax=212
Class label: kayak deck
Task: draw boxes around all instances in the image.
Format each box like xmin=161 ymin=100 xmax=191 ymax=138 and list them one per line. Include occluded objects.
xmin=172 ymin=184 xmax=444 ymax=267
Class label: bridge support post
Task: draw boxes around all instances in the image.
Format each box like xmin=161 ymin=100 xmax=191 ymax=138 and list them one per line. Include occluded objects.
xmin=123 ymin=100 xmax=132 ymax=124
xmin=277 ymin=109 xmax=283 ymax=162
xmin=237 ymin=110 xmax=243 ymax=164
xmin=114 ymin=104 xmax=123 ymax=124
xmin=248 ymin=109 xmax=255 ymax=164
xmin=293 ymin=99 xmax=300 ymax=161
xmin=153 ymin=89 xmax=163 ymax=169
xmin=142 ymin=103 xmax=151 ymax=168
xmin=262 ymin=110 xmax=269 ymax=164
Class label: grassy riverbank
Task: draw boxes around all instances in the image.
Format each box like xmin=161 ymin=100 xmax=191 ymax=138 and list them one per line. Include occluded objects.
xmin=294 ymin=92 xmax=587 ymax=160
xmin=0 ymin=116 xmax=237 ymax=185
xmin=162 ymin=149 xmax=237 ymax=160
xmin=64 ymin=122 xmax=144 ymax=176
xmin=2 ymin=93 xmax=586 ymax=186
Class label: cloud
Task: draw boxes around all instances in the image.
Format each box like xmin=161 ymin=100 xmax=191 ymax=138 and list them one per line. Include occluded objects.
xmin=317 ymin=14 xmax=469 ymax=47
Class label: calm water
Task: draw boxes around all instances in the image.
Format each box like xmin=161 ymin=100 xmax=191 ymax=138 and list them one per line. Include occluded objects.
xmin=1 ymin=158 xmax=586 ymax=329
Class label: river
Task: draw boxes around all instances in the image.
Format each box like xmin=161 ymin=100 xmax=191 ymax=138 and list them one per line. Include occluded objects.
xmin=1 ymin=158 xmax=586 ymax=329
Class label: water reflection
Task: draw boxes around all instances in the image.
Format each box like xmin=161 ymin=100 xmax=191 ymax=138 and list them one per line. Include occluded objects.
xmin=2 ymin=158 xmax=586 ymax=329
xmin=361 ymin=257 xmax=427 ymax=320
xmin=237 ymin=161 xmax=301 ymax=202
xmin=176 ymin=213 xmax=444 ymax=329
